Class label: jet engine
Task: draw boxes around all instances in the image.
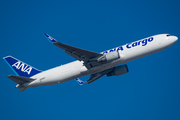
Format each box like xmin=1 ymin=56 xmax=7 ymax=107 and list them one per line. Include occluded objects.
xmin=98 ymin=51 xmax=120 ymax=62
xmin=107 ymin=64 xmax=129 ymax=76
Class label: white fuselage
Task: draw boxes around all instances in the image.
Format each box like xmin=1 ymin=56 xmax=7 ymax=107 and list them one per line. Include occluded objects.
xmin=25 ymin=34 xmax=177 ymax=87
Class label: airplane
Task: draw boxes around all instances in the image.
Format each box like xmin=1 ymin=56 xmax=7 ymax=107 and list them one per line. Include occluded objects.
xmin=3 ymin=33 xmax=178 ymax=92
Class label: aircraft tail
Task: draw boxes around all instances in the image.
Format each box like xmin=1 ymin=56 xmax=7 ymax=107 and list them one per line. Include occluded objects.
xmin=3 ymin=56 xmax=42 ymax=78
xmin=6 ymin=75 xmax=35 ymax=92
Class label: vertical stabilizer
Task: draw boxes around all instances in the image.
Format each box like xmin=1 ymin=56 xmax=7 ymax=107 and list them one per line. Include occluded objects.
xmin=3 ymin=56 xmax=42 ymax=77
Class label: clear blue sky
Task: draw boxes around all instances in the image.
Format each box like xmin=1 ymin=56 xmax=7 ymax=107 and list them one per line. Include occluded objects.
xmin=1 ymin=0 xmax=180 ymax=120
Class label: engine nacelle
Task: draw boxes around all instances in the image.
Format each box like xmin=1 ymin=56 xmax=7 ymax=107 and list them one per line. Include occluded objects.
xmin=107 ymin=64 xmax=129 ymax=77
xmin=98 ymin=51 xmax=120 ymax=62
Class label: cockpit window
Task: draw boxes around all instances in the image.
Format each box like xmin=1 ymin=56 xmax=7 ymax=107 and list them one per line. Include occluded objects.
xmin=167 ymin=34 xmax=171 ymax=37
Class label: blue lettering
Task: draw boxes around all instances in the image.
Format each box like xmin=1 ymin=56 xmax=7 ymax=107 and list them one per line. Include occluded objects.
xmin=109 ymin=48 xmax=116 ymax=52
xmin=142 ymin=39 xmax=148 ymax=46
xmin=148 ymin=37 xmax=153 ymax=42
xmin=132 ymin=42 xmax=137 ymax=47
xmin=126 ymin=44 xmax=131 ymax=48
xmin=138 ymin=41 xmax=141 ymax=45
xmin=103 ymin=51 xmax=108 ymax=54
xmin=117 ymin=46 xmax=123 ymax=51
xmin=102 ymin=37 xmax=153 ymax=53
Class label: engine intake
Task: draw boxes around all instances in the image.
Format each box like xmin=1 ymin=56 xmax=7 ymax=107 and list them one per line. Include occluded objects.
xmin=107 ymin=64 xmax=129 ymax=77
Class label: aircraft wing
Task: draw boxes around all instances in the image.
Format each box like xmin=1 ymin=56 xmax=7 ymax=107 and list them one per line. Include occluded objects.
xmin=44 ymin=33 xmax=103 ymax=68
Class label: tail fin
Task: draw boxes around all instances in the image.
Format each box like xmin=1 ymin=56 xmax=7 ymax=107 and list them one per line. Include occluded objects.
xmin=75 ymin=78 xmax=86 ymax=85
xmin=3 ymin=56 xmax=42 ymax=77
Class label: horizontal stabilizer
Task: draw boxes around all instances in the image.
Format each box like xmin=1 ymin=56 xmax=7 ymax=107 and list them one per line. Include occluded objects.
xmin=8 ymin=75 xmax=35 ymax=84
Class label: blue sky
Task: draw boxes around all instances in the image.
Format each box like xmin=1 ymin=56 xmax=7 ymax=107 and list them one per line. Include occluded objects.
xmin=1 ymin=0 xmax=180 ymax=120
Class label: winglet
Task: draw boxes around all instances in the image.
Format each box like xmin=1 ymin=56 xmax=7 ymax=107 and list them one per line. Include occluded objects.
xmin=44 ymin=33 xmax=57 ymax=43
xmin=75 ymin=78 xmax=86 ymax=85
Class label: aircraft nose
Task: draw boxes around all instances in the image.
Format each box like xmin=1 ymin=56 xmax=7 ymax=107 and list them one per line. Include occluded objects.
xmin=169 ymin=36 xmax=178 ymax=43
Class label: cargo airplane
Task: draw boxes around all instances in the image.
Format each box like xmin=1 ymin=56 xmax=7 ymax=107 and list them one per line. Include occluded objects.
xmin=3 ymin=33 xmax=178 ymax=92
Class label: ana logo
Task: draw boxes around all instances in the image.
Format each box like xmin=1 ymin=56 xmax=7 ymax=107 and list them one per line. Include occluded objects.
xmin=12 ymin=61 xmax=32 ymax=75
xmin=103 ymin=37 xmax=154 ymax=54
xmin=126 ymin=37 xmax=154 ymax=49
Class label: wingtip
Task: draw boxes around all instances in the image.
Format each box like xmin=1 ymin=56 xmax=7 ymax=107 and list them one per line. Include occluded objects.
xmin=75 ymin=78 xmax=85 ymax=85
xmin=44 ymin=33 xmax=49 ymax=37
xmin=44 ymin=33 xmax=57 ymax=43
